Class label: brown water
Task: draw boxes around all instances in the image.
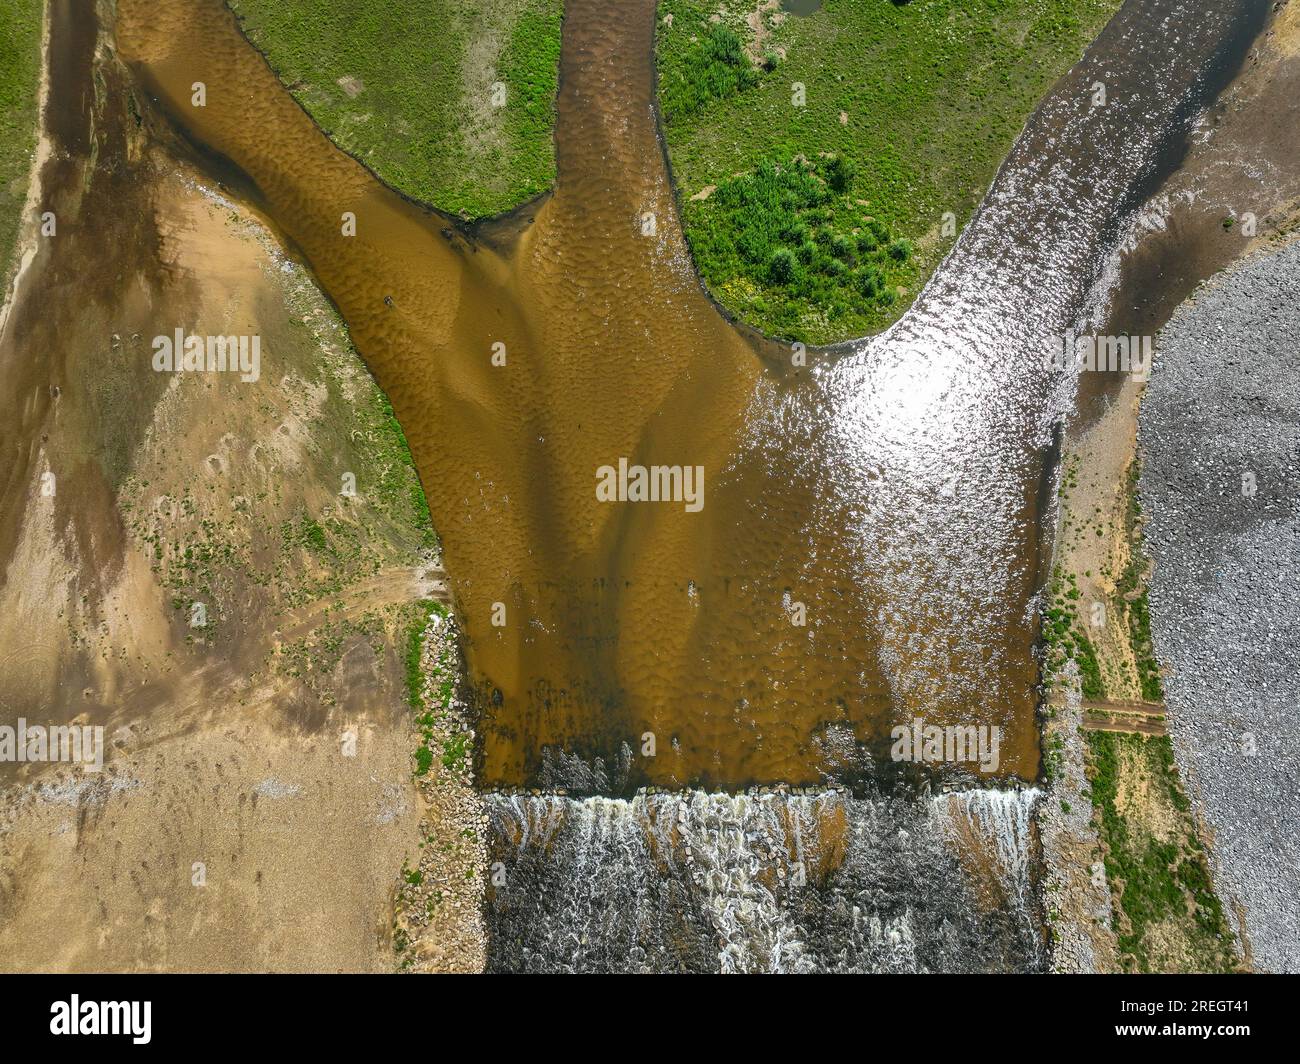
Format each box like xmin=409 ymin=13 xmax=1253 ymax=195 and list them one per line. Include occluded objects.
xmin=114 ymin=0 xmax=917 ymax=790
xmin=113 ymin=0 xmax=1265 ymax=793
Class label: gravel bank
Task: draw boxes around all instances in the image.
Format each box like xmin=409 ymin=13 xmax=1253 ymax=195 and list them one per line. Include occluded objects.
xmin=1039 ymin=678 xmax=1119 ymax=974
xmin=393 ymin=608 xmax=488 ymax=972
xmin=1138 ymin=240 xmax=1300 ymax=973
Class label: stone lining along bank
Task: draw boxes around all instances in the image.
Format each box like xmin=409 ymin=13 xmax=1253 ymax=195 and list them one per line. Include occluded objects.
xmin=1138 ymin=240 xmax=1300 ymax=973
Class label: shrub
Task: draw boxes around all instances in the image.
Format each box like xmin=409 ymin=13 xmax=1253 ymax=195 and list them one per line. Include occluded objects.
xmin=887 ymin=237 xmax=913 ymax=262
xmin=683 ymin=155 xmax=908 ymax=339
xmin=824 ymin=153 xmax=856 ymax=194
xmin=662 ymin=22 xmax=760 ymax=122
xmin=858 ymin=266 xmax=884 ymax=298
xmin=768 ymin=247 xmax=797 ymax=283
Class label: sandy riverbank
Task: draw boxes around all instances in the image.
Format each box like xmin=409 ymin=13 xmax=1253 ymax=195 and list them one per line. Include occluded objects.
xmin=0 ymin=8 xmax=485 ymax=971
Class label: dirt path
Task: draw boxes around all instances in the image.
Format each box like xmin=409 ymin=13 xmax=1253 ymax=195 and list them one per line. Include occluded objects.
xmin=1079 ymin=700 xmax=1167 ymax=737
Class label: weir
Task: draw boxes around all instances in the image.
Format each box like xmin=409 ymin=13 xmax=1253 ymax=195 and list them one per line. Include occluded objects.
xmin=485 ymin=787 xmax=1043 ymax=973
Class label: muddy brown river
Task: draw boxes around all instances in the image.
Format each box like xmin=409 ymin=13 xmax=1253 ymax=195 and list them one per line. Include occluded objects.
xmin=113 ymin=0 xmax=1265 ymax=793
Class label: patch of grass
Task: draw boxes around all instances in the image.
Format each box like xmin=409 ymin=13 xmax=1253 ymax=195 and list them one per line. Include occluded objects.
xmin=496 ymin=2 xmax=564 ymax=205
xmin=681 ymin=155 xmax=911 ymax=340
xmin=1116 ymin=458 xmax=1164 ymax=701
xmin=404 ymin=600 xmax=435 ymax=711
xmin=403 ymin=599 xmax=449 ymax=713
xmin=297 ymin=515 xmax=330 ymax=553
xmin=442 ymin=731 xmax=469 ymax=771
xmin=659 ymin=21 xmax=759 ymax=122
xmin=406 ymin=600 xmax=469 ymax=778
xmin=657 ymin=0 xmax=1122 ymax=343
xmin=1041 ymin=568 xmax=1104 ymax=700
xmin=1073 ymin=629 xmax=1103 ymax=701
xmin=1042 ymin=731 xmax=1066 ymax=784
xmin=0 ymin=0 xmax=42 ymax=287
xmin=369 ymin=392 xmax=437 ymax=551
xmin=228 ymin=0 xmax=562 ymax=218
xmin=1084 ymin=730 xmax=1238 ymax=972
xmin=1124 ymin=589 xmax=1163 ymax=701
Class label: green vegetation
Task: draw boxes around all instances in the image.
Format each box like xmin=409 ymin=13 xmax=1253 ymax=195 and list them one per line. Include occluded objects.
xmin=1116 ymin=459 xmax=1164 ymax=701
xmin=297 ymin=515 xmax=329 ymax=553
xmin=372 ymin=393 xmax=436 ymax=551
xmin=1085 ymin=731 xmax=1239 ymax=972
xmin=681 ymin=155 xmax=912 ymax=340
xmin=1073 ymin=629 xmax=1103 ymax=701
xmin=405 ymin=599 xmax=438 ymax=711
xmin=1042 ymin=568 xmax=1104 ymax=701
xmin=441 ymin=732 xmax=469 ymax=771
xmin=0 ymin=0 xmax=42 ymax=287
xmin=228 ymin=0 xmax=563 ymax=218
xmin=659 ymin=21 xmax=760 ymax=121
xmin=1041 ymin=730 xmax=1066 ymax=784
xmin=657 ymin=0 xmax=1122 ymax=343
xmin=406 ymin=600 xmax=470 ymax=778
xmin=1122 ymin=585 xmax=1162 ymax=700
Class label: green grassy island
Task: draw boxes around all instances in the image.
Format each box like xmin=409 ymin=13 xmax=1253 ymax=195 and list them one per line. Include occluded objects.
xmin=228 ymin=0 xmax=563 ymax=218
xmin=0 ymin=0 xmax=43 ymax=287
xmin=656 ymin=0 xmax=1122 ymax=344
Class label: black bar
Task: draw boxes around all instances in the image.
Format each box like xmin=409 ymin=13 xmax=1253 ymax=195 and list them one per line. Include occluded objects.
xmin=0 ymin=973 xmax=1286 ymax=1049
